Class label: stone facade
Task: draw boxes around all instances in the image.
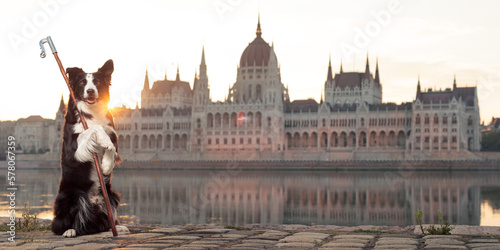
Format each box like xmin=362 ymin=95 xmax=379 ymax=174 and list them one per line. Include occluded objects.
xmin=111 ymin=19 xmax=481 ymax=161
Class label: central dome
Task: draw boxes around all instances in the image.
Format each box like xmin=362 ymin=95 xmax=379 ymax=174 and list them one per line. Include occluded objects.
xmin=239 ymin=18 xmax=274 ymax=67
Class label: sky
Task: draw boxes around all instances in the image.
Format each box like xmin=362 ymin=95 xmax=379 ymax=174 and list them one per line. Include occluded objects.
xmin=1 ymin=0 xmax=500 ymax=123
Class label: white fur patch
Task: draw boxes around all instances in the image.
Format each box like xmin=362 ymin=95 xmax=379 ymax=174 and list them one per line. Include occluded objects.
xmin=84 ymin=73 xmax=98 ymax=100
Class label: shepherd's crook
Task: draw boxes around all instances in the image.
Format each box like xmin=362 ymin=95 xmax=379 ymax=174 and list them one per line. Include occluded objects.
xmin=39 ymin=36 xmax=118 ymax=237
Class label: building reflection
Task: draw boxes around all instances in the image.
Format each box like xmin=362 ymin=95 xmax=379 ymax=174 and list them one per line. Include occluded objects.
xmin=1 ymin=169 xmax=496 ymax=226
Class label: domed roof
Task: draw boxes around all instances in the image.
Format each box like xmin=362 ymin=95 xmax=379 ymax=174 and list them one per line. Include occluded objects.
xmin=239 ymin=18 xmax=275 ymax=67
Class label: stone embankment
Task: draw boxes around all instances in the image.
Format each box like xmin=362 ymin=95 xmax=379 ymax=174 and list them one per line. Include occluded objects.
xmin=1 ymin=224 xmax=499 ymax=249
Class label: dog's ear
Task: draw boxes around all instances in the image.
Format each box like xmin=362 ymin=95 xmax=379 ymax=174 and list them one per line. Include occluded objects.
xmin=98 ymin=60 xmax=114 ymax=84
xmin=98 ymin=59 xmax=114 ymax=76
xmin=66 ymin=67 xmax=84 ymax=80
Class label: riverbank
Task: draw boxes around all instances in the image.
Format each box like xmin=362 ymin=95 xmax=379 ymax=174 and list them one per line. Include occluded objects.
xmin=3 ymin=159 xmax=500 ymax=171
xmin=1 ymin=223 xmax=499 ymax=249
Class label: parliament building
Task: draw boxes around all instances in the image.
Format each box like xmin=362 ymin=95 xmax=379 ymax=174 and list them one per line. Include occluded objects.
xmin=111 ymin=18 xmax=481 ymax=161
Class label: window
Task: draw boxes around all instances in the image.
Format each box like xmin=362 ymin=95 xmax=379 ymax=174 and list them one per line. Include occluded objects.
xmin=248 ymin=138 xmax=252 ymax=144
xmin=224 ymin=138 xmax=227 ymax=145
xmin=434 ymin=115 xmax=439 ymax=124
xmin=232 ymin=138 xmax=236 ymax=144
xmin=240 ymin=138 xmax=244 ymax=144
xmin=452 ymin=114 xmax=457 ymax=124
xmin=424 ymin=115 xmax=430 ymax=125
xmin=415 ymin=115 xmax=421 ymax=125
xmin=216 ymin=139 xmax=219 ymax=145
xmin=443 ymin=116 xmax=448 ymax=124
xmin=208 ymin=139 xmax=212 ymax=145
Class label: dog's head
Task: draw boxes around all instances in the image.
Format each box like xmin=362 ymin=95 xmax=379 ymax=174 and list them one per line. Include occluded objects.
xmin=66 ymin=59 xmax=114 ymax=107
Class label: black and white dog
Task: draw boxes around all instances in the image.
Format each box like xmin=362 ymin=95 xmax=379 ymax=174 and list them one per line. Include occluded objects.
xmin=51 ymin=59 xmax=124 ymax=237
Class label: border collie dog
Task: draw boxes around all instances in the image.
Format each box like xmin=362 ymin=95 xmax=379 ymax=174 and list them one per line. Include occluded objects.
xmin=51 ymin=60 xmax=123 ymax=237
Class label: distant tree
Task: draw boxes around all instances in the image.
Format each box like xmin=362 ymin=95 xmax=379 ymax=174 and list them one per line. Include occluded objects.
xmin=481 ymin=131 xmax=500 ymax=151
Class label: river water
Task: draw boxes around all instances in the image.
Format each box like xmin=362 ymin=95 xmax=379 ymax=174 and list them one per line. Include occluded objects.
xmin=1 ymin=168 xmax=500 ymax=227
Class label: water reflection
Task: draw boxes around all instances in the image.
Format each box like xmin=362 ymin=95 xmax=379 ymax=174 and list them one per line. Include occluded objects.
xmin=1 ymin=168 xmax=499 ymax=227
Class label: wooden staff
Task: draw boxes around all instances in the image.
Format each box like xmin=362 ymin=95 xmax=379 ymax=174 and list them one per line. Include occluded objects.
xmin=39 ymin=36 xmax=118 ymax=237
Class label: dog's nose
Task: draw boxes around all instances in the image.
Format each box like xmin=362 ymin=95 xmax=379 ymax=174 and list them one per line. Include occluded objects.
xmin=87 ymin=89 xmax=95 ymax=95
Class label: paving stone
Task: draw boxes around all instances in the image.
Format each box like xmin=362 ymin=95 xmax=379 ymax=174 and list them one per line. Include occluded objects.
xmin=55 ymin=242 xmax=120 ymax=249
xmin=275 ymin=242 xmax=316 ymax=248
xmin=20 ymin=242 xmax=67 ymax=249
xmin=322 ymin=241 xmax=367 ymax=248
xmin=424 ymin=245 xmax=467 ymax=249
xmin=376 ymin=238 xmax=419 ymax=245
xmin=319 ymin=248 xmax=364 ymax=250
xmin=191 ymin=228 xmax=233 ymax=234
xmin=150 ymin=228 xmax=187 ymax=234
xmin=333 ymin=234 xmax=375 ymax=240
xmin=330 ymin=238 xmax=370 ymax=244
xmin=115 ymin=248 xmax=157 ymax=250
xmin=241 ymin=239 xmax=278 ymax=245
xmin=158 ymin=235 xmax=201 ymax=241
xmin=218 ymin=234 xmax=249 ymax=239
xmin=472 ymin=247 xmax=500 ymax=250
xmin=468 ymin=243 xmax=500 ymax=248
xmin=468 ymin=239 xmax=500 ymax=243
xmin=145 ymin=239 xmax=186 ymax=244
xmin=231 ymin=243 xmax=277 ymax=248
xmin=115 ymin=232 xmax=164 ymax=240
xmin=293 ymin=232 xmax=330 ymax=238
xmin=373 ymin=245 xmax=418 ymax=250
xmin=423 ymin=235 xmax=462 ymax=240
xmin=188 ymin=240 xmax=228 ymax=245
xmin=425 ymin=238 xmax=465 ymax=245
xmin=249 ymin=233 xmax=289 ymax=240
xmin=182 ymin=243 xmax=221 ymax=248
xmin=127 ymin=243 xmax=174 ymax=248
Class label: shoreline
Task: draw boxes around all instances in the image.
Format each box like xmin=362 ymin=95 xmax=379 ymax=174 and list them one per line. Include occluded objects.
xmin=3 ymin=159 xmax=500 ymax=171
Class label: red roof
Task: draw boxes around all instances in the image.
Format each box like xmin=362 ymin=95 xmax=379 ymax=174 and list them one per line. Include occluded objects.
xmin=334 ymin=72 xmax=366 ymax=89
xmin=285 ymin=99 xmax=318 ymax=113
xmin=150 ymin=79 xmax=192 ymax=95
xmin=420 ymin=91 xmax=453 ymax=104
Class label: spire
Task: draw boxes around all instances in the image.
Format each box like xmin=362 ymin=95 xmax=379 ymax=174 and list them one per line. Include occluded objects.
xmin=374 ymin=56 xmax=380 ymax=84
xmin=143 ymin=68 xmax=150 ymax=91
xmin=201 ymin=45 xmax=206 ymax=67
xmin=326 ymin=54 xmax=333 ymax=82
xmin=164 ymin=69 xmax=167 ymax=80
xmin=453 ymin=73 xmax=457 ymax=89
xmin=199 ymin=45 xmax=207 ymax=79
xmin=340 ymin=59 xmax=343 ymax=73
xmin=365 ymin=52 xmax=370 ymax=74
xmin=256 ymin=13 xmax=262 ymax=37
xmin=135 ymin=101 xmax=139 ymax=109
xmin=175 ymin=64 xmax=180 ymax=82
xmin=58 ymin=93 xmax=66 ymax=112
xmin=416 ymin=74 xmax=421 ymax=99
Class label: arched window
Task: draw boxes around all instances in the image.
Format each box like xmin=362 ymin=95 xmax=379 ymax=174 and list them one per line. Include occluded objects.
xmin=256 ymin=84 xmax=262 ymax=100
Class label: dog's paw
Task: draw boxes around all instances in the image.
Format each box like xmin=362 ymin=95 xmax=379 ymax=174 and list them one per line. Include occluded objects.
xmin=115 ymin=225 xmax=130 ymax=235
xmin=101 ymin=149 xmax=116 ymax=175
xmin=62 ymin=229 xmax=76 ymax=237
xmin=95 ymin=126 xmax=114 ymax=150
